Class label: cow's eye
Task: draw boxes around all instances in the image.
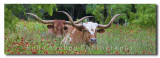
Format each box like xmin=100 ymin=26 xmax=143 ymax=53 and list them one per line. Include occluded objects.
xmin=84 ymin=30 xmax=87 ymax=32
xmin=64 ymin=26 xmax=68 ymax=30
xmin=64 ymin=27 xmax=68 ymax=30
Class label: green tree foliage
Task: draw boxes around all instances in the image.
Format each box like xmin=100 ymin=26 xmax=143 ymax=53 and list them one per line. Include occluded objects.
xmin=111 ymin=4 xmax=132 ymax=24
xmin=131 ymin=4 xmax=156 ymax=28
xmin=26 ymin=4 xmax=57 ymax=17
xmin=5 ymin=4 xmax=24 ymax=35
xmin=86 ymin=4 xmax=156 ymax=28
xmin=23 ymin=4 xmax=57 ymax=20
xmin=86 ymin=4 xmax=132 ymax=24
xmin=4 ymin=4 xmax=57 ymax=36
xmin=86 ymin=4 xmax=104 ymax=24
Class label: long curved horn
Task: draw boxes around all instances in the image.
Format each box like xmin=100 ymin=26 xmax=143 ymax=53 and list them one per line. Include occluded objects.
xmin=65 ymin=16 xmax=93 ymax=24
xmin=98 ymin=14 xmax=123 ymax=29
xmin=26 ymin=13 xmax=54 ymax=24
xmin=74 ymin=16 xmax=93 ymax=24
xmin=57 ymin=11 xmax=83 ymax=28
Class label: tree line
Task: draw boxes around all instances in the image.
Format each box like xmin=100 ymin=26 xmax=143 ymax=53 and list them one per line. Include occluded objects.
xmin=5 ymin=4 xmax=156 ymax=34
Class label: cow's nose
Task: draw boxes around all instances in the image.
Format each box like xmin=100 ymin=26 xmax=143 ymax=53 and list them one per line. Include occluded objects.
xmin=90 ymin=38 xmax=96 ymax=42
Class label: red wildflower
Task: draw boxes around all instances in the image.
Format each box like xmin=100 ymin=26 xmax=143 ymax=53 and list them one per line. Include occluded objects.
xmin=54 ymin=40 xmax=56 ymax=42
xmin=96 ymin=48 xmax=99 ymax=49
xmin=84 ymin=52 xmax=87 ymax=54
xmin=71 ymin=49 xmax=73 ymax=51
xmin=74 ymin=52 xmax=77 ymax=54
xmin=69 ymin=41 xmax=72 ymax=43
xmin=25 ymin=43 xmax=29 ymax=47
xmin=44 ymin=51 xmax=48 ymax=54
xmin=5 ymin=38 xmax=7 ymax=39
xmin=116 ymin=28 xmax=118 ymax=29
xmin=152 ymin=44 xmax=155 ymax=46
xmin=10 ymin=51 xmax=14 ymax=54
xmin=7 ymin=49 xmax=11 ymax=52
xmin=129 ymin=29 xmax=130 ymax=31
xmin=117 ymin=25 xmax=119 ymax=27
xmin=90 ymin=43 xmax=93 ymax=45
xmin=127 ymin=50 xmax=129 ymax=52
xmin=21 ymin=38 xmax=24 ymax=40
xmin=18 ymin=43 xmax=21 ymax=46
xmin=62 ymin=52 xmax=64 ymax=54
xmin=107 ymin=48 xmax=110 ymax=50
xmin=41 ymin=38 xmax=44 ymax=41
xmin=83 ymin=50 xmax=86 ymax=51
xmin=120 ymin=30 xmax=122 ymax=32
xmin=148 ymin=52 xmax=151 ymax=54
xmin=142 ymin=51 xmax=146 ymax=53
xmin=32 ymin=51 xmax=37 ymax=54
xmin=16 ymin=48 xmax=19 ymax=50
xmin=57 ymin=47 xmax=59 ymax=50
xmin=115 ymin=53 xmax=120 ymax=54
xmin=23 ymin=47 xmax=25 ymax=51
xmin=40 ymin=48 xmax=44 ymax=50
xmin=123 ymin=49 xmax=125 ymax=51
xmin=75 ymin=51 xmax=78 ymax=53
xmin=51 ymin=44 xmax=54 ymax=46
xmin=17 ymin=52 xmax=21 ymax=54
xmin=22 ymin=52 xmax=27 ymax=54
xmin=30 ymin=49 xmax=33 ymax=51
xmin=107 ymin=51 xmax=110 ymax=53
xmin=116 ymin=51 xmax=119 ymax=53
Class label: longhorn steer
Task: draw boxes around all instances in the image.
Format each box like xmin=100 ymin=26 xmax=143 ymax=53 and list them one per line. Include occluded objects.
xmin=26 ymin=12 xmax=92 ymax=38
xmin=59 ymin=11 xmax=122 ymax=45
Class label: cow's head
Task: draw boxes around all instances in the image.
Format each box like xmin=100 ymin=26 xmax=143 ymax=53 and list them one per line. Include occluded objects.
xmin=26 ymin=12 xmax=92 ymax=38
xmin=46 ymin=20 xmax=68 ymax=37
xmin=59 ymin=11 xmax=122 ymax=44
xmin=80 ymin=22 xmax=105 ymax=44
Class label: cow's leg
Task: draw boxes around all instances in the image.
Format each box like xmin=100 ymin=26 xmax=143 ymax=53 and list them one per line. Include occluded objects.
xmin=61 ymin=28 xmax=73 ymax=45
xmin=61 ymin=31 xmax=70 ymax=44
xmin=85 ymin=42 xmax=90 ymax=49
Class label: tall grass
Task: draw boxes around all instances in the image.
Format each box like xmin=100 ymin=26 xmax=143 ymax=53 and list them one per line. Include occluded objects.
xmin=4 ymin=20 xmax=156 ymax=54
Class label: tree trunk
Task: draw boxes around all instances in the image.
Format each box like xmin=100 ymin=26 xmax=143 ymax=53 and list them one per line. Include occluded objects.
xmin=103 ymin=4 xmax=108 ymax=24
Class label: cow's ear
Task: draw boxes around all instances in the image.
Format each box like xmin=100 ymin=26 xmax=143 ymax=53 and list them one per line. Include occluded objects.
xmin=64 ymin=26 xmax=68 ymax=30
xmin=47 ymin=25 xmax=54 ymax=29
xmin=97 ymin=29 xmax=105 ymax=33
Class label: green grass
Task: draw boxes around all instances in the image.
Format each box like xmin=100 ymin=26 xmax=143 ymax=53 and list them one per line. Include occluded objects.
xmin=4 ymin=20 xmax=156 ymax=54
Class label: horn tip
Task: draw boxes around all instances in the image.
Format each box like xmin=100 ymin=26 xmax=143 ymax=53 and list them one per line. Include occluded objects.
xmin=26 ymin=13 xmax=32 ymax=15
xmin=87 ymin=16 xmax=94 ymax=17
xmin=118 ymin=14 xmax=125 ymax=15
xmin=57 ymin=11 xmax=65 ymax=12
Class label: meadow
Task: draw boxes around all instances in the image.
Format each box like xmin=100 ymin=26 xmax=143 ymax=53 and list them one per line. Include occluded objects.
xmin=4 ymin=20 xmax=156 ymax=55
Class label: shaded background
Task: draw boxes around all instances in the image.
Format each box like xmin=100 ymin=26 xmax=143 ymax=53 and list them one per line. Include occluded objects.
xmin=4 ymin=4 xmax=156 ymax=35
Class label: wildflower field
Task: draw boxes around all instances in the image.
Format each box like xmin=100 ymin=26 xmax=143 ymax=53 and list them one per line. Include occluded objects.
xmin=4 ymin=20 xmax=156 ymax=55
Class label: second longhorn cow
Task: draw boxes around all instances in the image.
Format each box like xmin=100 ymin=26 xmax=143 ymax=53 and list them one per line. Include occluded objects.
xmin=26 ymin=12 xmax=93 ymax=38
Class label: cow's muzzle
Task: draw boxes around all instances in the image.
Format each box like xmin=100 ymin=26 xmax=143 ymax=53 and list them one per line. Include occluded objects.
xmin=89 ymin=38 xmax=97 ymax=43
